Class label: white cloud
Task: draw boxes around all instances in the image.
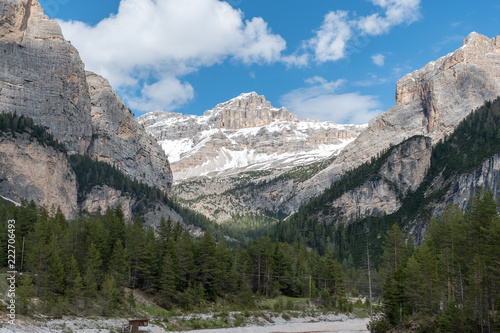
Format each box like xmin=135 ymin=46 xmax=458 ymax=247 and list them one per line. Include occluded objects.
xmin=371 ymin=53 xmax=385 ymax=66
xmin=58 ymin=0 xmax=286 ymax=112
xmin=232 ymin=17 xmax=286 ymax=64
xmin=305 ymin=0 xmax=421 ymax=64
xmin=308 ymin=11 xmax=353 ymax=62
xmin=358 ymin=0 xmax=421 ymax=35
xmin=280 ymin=77 xmax=383 ymax=124
xmin=127 ymin=77 xmax=195 ymax=112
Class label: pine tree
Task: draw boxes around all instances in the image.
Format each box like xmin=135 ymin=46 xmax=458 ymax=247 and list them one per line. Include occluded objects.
xmin=126 ymin=215 xmax=149 ymax=289
xmin=176 ymin=231 xmax=195 ymax=291
xmin=17 ymin=274 xmax=35 ymax=315
xmin=68 ymin=271 xmax=84 ymax=315
xmin=196 ymin=231 xmax=218 ymax=301
xmin=159 ymin=252 xmax=176 ymax=309
xmin=215 ymin=238 xmax=237 ymax=294
xmin=381 ymin=223 xmax=408 ymax=273
xmin=127 ymin=289 xmax=136 ymax=314
xmin=47 ymin=235 xmax=65 ymax=296
xmin=108 ymin=239 xmax=128 ymax=288
xmin=83 ymin=242 xmax=103 ymax=305
xmin=101 ymin=274 xmax=119 ymax=315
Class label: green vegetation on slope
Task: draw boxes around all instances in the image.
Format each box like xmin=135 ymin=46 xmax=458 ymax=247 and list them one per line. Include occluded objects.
xmin=0 ymin=112 xmax=67 ymax=152
xmin=69 ymin=154 xmax=169 ymax=206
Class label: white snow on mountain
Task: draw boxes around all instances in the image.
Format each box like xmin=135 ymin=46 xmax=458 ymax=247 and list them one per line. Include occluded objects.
xmin=138 ymin=92 xmax=367 ymax=182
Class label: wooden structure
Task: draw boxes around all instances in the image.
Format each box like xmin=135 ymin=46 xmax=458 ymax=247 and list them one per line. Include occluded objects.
xmin=122 ymin=318 xmax=149 ymax=333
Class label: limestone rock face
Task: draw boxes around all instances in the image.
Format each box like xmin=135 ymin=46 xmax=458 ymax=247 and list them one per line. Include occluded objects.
xmin=405 ymin=152 xmax=500 ymax=244
xmin=320 ymin=136 xmax=432 ymax=223
xmin=86 ymin=72 xmax=173 ymax=195
xmin=0 ymin=0 xmax=92 ymax=154
xmin=206 ymin=92 xmax=300 ymax=129
xmin=139 ymin=92 xmax=365 ymax=181
xmin=80 ymin=185 xmax=187 ymax=229
xmin=0 ymin=133 xmax=77 ymax=217
xmin=0 ymin=0 xmax=174 ymax=221
xmin=288 ymin=32 xmax=500 ymax=215
xmin=81 ymin=185 xmax=135 ymax=221
xmin=380 ymin=136 xmax=433 ymax=196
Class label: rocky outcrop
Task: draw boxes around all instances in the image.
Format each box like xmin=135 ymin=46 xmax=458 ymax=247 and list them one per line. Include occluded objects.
xmin=0 ymin=133 xmax=77 ymax=217
xmin=0 ymin=0 xmax=92 ymax=154
xmin=287 ymin=32 xmax=500 ymax=215
xmin=207 ymin=92 xmax=300 ymax=129
xmin=319 ymin=136 xmax=432 ymax=223
xmin=86 ymin=72 xmax=173 ymax=195
xmin=406 ymin=152 xmax=500 ymax=243
xmin=80 ymin=185 xmax=186 ymax=228
xmin=380 ymin=136 xmax=433 ymax=196
xmin=81 ymin=185 xmax=135 ymax=221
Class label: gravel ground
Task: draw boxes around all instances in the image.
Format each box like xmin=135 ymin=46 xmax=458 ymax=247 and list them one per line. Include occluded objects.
xmin=0 ymin=314 xmax=369 ymax=333
xmin=171 ymin=317 xmax=369 ymax=333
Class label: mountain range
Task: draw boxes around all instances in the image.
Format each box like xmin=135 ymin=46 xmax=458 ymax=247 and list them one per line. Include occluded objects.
xmin=2 ymin=0 xmax=500 ymax=250
xmin=139 ymin=31 xmax=500 ymax=226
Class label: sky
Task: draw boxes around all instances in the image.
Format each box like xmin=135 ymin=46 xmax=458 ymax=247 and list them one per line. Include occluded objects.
xmin=38 ymin=0 xmax=500 ymax=124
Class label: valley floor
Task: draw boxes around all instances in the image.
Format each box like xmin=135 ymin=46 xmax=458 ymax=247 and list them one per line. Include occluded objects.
xmin=0 ymin=314 xmax=369 ymax=333
xmin=175 ymin=318 xmax=370 ymax=333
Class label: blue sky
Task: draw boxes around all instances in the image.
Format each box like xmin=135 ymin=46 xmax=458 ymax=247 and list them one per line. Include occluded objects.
xmin=38 ymin=0 xmax=500 ymax=124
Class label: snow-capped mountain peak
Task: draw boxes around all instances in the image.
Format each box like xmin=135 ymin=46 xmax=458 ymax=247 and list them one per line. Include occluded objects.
xmin=137 ymin=92 xmax=366 ymax=182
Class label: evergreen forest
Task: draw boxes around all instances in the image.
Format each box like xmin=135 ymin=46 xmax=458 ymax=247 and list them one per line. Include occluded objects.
xmin=0 ymin=202 xmax=348 ymax=316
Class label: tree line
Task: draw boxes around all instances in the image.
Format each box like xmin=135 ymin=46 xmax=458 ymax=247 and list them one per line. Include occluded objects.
xmin=371 ymin=188 xmax=500 ymax=332
xmin=0 ymin=112 xmax=67 ymax=152
xmin=0 ymin=201 xmax=348 ymax=315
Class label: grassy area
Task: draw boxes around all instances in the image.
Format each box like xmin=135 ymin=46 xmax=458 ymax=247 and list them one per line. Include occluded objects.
xmin=133 ymin=295 xmax=340 ymax=331
xmin=258 ymin=296 xmax=310 ymax=310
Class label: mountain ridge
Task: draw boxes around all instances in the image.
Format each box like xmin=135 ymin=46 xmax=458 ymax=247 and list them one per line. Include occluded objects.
xmin=284 ymin=31 xmax=500 ymax=216
xmin=138 ymin=92 xmax=365 ymax=182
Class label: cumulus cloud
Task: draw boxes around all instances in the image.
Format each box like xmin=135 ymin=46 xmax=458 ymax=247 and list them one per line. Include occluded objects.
xmin=358 ymin=0 xmax=422 ymax=35
xmin=306 ymin=0 xmax=421 ymax=64
xmin=58 ymin=0 xmax=286 ymax=112
xmin=371 ymin=53 xmax=385 ymax=66
xmin=308 ymin=11 xmax=353 ymax=62
xmin=127 ymin=77 xmax=195 ymax=112
xmin=280 ymin=77 xmax=383 ymax=124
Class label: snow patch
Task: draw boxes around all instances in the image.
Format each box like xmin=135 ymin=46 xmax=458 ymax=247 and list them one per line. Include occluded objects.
xmin=0 ymin=195 xmax=21 ymax=207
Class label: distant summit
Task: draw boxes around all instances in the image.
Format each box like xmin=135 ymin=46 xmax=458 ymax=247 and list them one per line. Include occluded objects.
xmin=138 ymin=92 xmax=365 ymax=181
xmin=204 ymin=92 xmax=300 ymax=129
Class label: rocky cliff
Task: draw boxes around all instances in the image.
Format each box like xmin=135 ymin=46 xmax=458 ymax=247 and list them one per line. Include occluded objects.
xmin=86 ymin=72 xmax=172 ymax=195
xmin=207 ymin=93 xmax=300 ymax=129
xmin=0 ymin=0 xmax=92 ymax=154
xmin=317 ymin=136 xmax=432 ymax=223
xmin=0 ymin=0 xmax=174 ymax=222
xmin=406 ymin=152 xmax=500 ymax=243
xmin=287 ymin=32 xmax=500 ymax=215
xmin=0 ymin=133 xmax=77 ymax=217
